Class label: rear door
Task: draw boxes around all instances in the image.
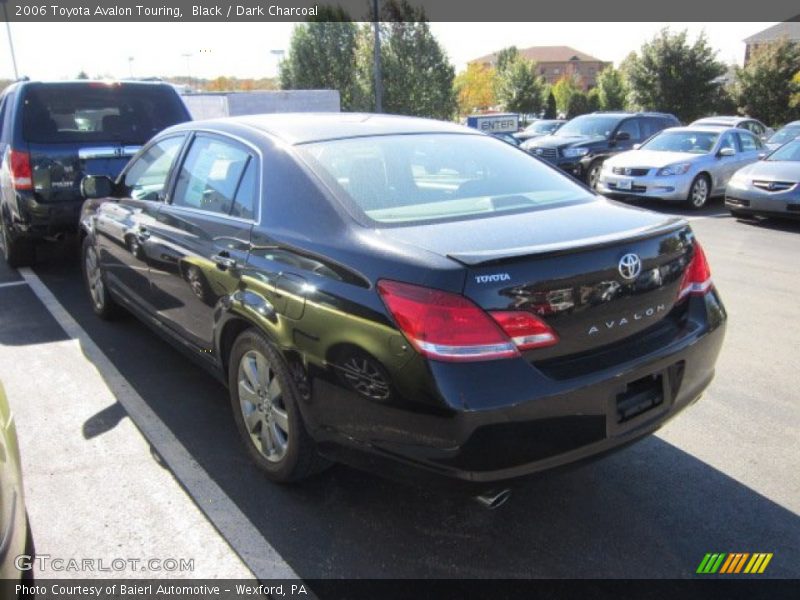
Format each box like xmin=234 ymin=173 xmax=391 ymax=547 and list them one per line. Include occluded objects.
xmin=95 ymin=134 xmax=186 ymax=311
xmin=147 ymin=133 xmax=256 ymax=350
xmin=20 ymin=82 xmax=190 ymax=204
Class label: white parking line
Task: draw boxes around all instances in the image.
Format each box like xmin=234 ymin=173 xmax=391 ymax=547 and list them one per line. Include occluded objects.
xmin=17 ymin=267 xmax=301 ymax=581
xmin=0 ymin=280 xmax=27 ymax=289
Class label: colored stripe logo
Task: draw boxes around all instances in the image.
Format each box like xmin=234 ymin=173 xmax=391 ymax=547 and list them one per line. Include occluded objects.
xmin=696 ymin=553 xmax=773 ymax=574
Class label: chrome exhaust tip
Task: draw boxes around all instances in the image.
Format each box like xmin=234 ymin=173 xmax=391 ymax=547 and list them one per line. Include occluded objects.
xmin=474 ymin=488 xmax=512 ymax=510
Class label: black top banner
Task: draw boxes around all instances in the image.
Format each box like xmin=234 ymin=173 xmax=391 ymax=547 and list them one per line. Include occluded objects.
xmin=0 ymin=0 xmax=799 ymax=22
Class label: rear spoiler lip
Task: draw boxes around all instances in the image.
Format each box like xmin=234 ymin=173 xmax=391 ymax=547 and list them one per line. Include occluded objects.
xmin=447 ymin=217 xmax=689 ymax=267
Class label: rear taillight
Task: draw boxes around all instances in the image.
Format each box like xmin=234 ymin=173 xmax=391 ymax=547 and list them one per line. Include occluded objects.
xmin=678 ymin=241 xmax=713 ymax=300
xmin=9 ymin=150 xmax=33 ymax=190
xmin=377 ymin=280 xmax=558 ymax=362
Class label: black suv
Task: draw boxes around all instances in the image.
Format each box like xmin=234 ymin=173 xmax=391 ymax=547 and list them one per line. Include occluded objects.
xmin=525 ymin=112 xmax=680 ymax=188
xmin=0 ymin=80 xmax=190 ymax=266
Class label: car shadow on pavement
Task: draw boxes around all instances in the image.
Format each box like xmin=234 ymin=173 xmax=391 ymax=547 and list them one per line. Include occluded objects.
xmin=732 ymin=216 xmax=800 ymax=234
xmin=23 ymin=250 xmax=800 ymax=580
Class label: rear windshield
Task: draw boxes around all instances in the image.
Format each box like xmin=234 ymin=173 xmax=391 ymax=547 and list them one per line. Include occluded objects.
xmin=298 ymin=133 xmax=594 ymax=226
xmin=22 ymin=84 xmax=189 ymax=144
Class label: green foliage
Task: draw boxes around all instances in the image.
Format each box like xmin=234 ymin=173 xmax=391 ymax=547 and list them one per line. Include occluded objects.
xmin=552 ymin=75 xmax=581 ymax=116
xmin=735 ymin=40 xmax=800 ymax=126
xmin=495 ymin=46 xmax=519 ymax=74
xmin=544 ymin=90 xmax=557 ymax=119
xmin=596 ymin=66 xmax=627 ymax=110
xmin=354 ymin=0 xmax=456 ymax=119
xmin=566 ymin=90 xmax=590 ymax=118
xmin=624 ymin=28 xmax=727 ymax=122
xmin=495 ymin=56 xmax=545 ymax=115
xmin=279 ymin=7 xmax=361 ymax=110
xmin=77 ymin=71 xmax=89 ymax=80
xmin=586 ymin=88 xmax=600 ymax=113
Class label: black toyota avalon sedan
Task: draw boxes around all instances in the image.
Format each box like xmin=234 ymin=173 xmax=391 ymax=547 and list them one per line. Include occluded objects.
xmin=78 ymin=114 xmax=726 ymax=491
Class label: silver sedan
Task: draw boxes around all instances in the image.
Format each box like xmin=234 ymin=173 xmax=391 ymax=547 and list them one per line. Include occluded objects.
xmin=597 ymin=126 xmax=764 ymax=209
xmin=726 ymin=137 xmax=800 ymax=219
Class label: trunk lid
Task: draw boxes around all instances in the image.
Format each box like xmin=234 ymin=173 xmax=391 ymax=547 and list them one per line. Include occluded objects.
xmin=383 ymin=199 xmax=693 ymax=360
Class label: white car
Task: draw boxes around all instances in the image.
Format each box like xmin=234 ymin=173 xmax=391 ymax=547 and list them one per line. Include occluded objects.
xmin=597 ymin=126 xmax=764 ymax=209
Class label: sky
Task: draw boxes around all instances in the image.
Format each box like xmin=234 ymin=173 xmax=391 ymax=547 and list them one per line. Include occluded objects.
xmin=0 ymin=22 xmax=774 ymax=82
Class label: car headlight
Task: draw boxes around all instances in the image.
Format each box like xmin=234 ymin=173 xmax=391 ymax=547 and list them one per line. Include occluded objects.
xmin=657 ymin=162 xmax=692 ymax=176
xmin=562 ymin=147 xmax=589 ymax=158
xmin=729 ymin=172 xmax=749 ymax=187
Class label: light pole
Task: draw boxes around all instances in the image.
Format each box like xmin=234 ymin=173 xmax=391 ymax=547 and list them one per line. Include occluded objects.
xmin=181 ymin=53 xmax=192 ymax=88
xmin=127 ymin=56 xmax=134 ymax=79
xmin=1 ymin=0 xmax=20 ymax=79
xmin=270 ymin=49 xmax=285 ymax=79
xmin=372 ymin=0 xmax=382 ymax=113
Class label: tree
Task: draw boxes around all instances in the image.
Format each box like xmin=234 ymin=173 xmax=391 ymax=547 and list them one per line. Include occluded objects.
xmin=586 ymin=88 xmax=600 ymax=113
xmin=495 ymin=56 xmax=545 ymax=115
xmin=355 ymin=0 xmax=456 ymax=119
xmin=77 ymin=70 xmax=89 ymax=80
xmin=596 ymin=66 xmax=627 ymax=110
xmin=624 ymin=28 xmax=726 ymax=123
xmin=495 ymin=46 xmax=519 ymax=74
xmin=551 ymin=75 xmax=581 ymax=116
xmin=279 ymin=7 xmax=361 ymax=110
xmin=734 ymin=39 xmax=800 ymax=126
xmin=454 ymin=63 xmax=497 ymax=116
xmin=791 ymin=71 xmax=800 ymax=109
xmin=544 ymin=90 xmax=557 ymax=119
xmin=566 ymin=90 xmax=590 ymax=118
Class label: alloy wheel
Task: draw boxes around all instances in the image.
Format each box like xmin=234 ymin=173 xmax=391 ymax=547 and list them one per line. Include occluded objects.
xmin=588 ymin=163 xmax=602 ymax=189
xmin=84 ymin=246 xmax=105 ymax=309
xmin=237 ymin=350 xmax=289 ymax=462
xmin=691 ymin=178 xmax=709 ymax=208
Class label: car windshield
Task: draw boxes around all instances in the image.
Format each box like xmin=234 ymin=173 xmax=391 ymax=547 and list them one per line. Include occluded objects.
xmin=767 ymin=126 xmax=800 ymax=146
xmin=22 ymin=83 xmax=188 ymax=145
xmin=766 ymin=139 xmax=800 ymax=162
xmin=554 ymin=115 xmax=619 ymax=139
xmin=641 ymin=130 xmax=719 ymax=154
xmin=525 ymin=121 xmax=560 ymax=134
xmin=298 ymin=133 xmax=594 ymax=226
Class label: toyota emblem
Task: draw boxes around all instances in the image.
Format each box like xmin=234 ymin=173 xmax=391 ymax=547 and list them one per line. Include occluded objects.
xmin=618 ymin=253 xmax=642 ymax=280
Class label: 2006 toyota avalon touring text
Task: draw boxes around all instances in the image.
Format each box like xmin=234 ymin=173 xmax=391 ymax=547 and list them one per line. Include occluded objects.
xmin=77 ymin=113 xmax=726 ymax=497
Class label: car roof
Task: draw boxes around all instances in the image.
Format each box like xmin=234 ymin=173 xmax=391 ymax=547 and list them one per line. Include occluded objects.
xmin=692 ymin=116 xmax=752 ymax=125
xmin=167 ymin=113 xmax=478 ymax=145
xmin=660 ymin=125 xmax=731 ymax=134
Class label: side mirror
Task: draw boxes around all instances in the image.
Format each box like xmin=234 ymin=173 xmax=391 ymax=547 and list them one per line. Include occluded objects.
xmin=632 ymin=143 xmax=641 ymax=150
xmin=718 ymin=147 xmax=736 ymax=158
xmin=81 ymin=175 xmax=114 ymax=199
xmin=614 ymin=131 xmax=631 ymax=142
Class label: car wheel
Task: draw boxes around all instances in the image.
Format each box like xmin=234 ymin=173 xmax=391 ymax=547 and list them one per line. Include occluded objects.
xmin=82 ymin=236 xmax=122 ymax=319
xmin=228 ymin=329 xmax=328 ymax=482
xmin=183 ymin=264 xmax=215 ymax=305
xmin=586 ymin=160 xmax=604 ymax=189
xmin=0 ymin=217 xmax=35 ymax=268
xmin=687 ymin=175 xmax=711 ymax=209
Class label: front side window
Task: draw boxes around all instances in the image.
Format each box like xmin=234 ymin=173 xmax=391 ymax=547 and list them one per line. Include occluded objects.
xmin=555 ymin=115 xmax=619 ymax=139
xmin=172 ymin=135 xmax=254 ymax=216
xmin=298 ymin=133 xmax=594 ymax=226
xmin=617 ymin=119 xmax=641 ymax=140
xmin=718 ymin=132 xmax=738 ymax=153
xmin=122 ymin=136 xmax=184 ymax=201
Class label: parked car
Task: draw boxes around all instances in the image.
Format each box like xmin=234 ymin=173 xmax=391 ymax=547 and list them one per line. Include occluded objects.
xmin=690 ymin=116 xmax=774 ymax=143
xmin=726 ymin=137 xmax=800 ymax=219
xmin=524 ymin=112 xmax=680 ymax=188
xmin=763 ymin=120 xmax=800 ymax=152
xmin=597 ymin=126 xmax=764 ymax=209
xmin=515 ymin=119 xmax=565 ymax=143
xmin=0 ymin=382 xmax=32 ymax=582
xmin=78 ymin=114 xmax=726 ymax=495
xmin=491 ymin=132 xmax=521 ymax=146
xmin=0 ymin=80 xmax=191 ymax=267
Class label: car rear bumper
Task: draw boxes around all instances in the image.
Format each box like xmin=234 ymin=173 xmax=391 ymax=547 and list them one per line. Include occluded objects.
xmin=10 ymin=191 xmax=83 ymax=238
xmin=308 ymin=291 xmax=727 ymax=488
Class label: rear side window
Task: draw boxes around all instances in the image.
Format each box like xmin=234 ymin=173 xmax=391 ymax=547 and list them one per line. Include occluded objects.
xmin=122 ymin=136 xmax=184 ymax=201
xmin=21 ymin=84 xmax=188 ymax=144
xmin=172 ymin=135 xmax=254 ymax=217
xmin=737 ymin=131 xmax=762 ymax=151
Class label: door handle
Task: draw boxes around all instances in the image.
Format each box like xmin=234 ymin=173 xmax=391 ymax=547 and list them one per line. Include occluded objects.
xmin=212 ymin=253 xmax=237 ymax=271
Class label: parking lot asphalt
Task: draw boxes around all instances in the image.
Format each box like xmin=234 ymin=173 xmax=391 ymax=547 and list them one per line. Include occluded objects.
xmin=0 ymin=201 xmax=798 ymax=580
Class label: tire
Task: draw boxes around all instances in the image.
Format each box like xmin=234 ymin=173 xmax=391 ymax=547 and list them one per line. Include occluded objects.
xmin=228 ymin=329 xmax=328 ymax=482
xmin=0 ymin=217 xmax=35 ymax=268
xmin=81 ymin=236 xmax=122 ymax=320
xmin=686 ymin=174 xmax=711 ymax=209
xmin=586 ymin=159 xmax=604 ymax=189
